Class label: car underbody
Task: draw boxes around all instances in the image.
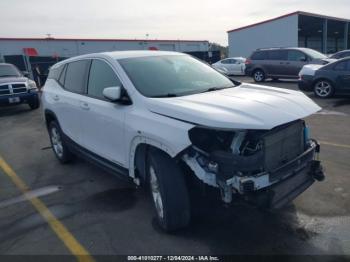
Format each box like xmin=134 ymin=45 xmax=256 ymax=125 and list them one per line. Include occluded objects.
xmin=181 ymin=120 xmax=325 ymax=208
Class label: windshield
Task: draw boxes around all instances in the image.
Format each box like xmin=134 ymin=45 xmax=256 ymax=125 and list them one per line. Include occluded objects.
xmin=0 ymin=64 xmax=21 ymax=77
xmin=118 ymin=55 xmax=235 ymax=97
xmin=302 ymin=49 xmax=327 ymax=60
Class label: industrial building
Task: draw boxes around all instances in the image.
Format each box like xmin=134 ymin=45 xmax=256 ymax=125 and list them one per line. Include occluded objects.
xmin=228 ymin=11 xmax=350 ymax=57
xmin=0 ymin=37 xmax=213 ymax=83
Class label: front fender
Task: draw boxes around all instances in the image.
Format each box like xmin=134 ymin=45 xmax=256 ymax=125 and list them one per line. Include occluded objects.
xmin=125 ymin=110 xmax=194 ymax=179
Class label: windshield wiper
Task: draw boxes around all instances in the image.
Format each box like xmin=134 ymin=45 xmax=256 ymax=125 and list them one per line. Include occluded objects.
xmin=200 ymin=86 xmax=234 ymax=94
xmin=151 ymin=93 xmax=177 ymax=98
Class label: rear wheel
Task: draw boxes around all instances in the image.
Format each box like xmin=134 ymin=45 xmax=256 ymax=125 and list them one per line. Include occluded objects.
xmin=314 ymin=80 xmax=334 ymax=98
xmin=148 ymin=149 xmax=191 ymax=232
xmin=253 ymin=69 xmax=265 ymax=82
xmin=48 ymin=121 xmax=73 ymax=164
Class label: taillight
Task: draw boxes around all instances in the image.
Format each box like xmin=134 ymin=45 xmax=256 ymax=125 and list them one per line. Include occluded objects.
xmin=245 ymin=59 xmax=251 ymax=65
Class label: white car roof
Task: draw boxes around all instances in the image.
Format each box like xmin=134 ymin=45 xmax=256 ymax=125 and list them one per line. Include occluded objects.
xmin=106 ymin=50 xmax=183 ymax=59
xmin=51 ymin=51 xmax=184 ymax=69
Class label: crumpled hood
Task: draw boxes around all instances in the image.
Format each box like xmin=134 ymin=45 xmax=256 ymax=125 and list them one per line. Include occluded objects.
xmin=0 ymin=77 xmax=27 ymax=85
xmin=148 ymin=83 xmax=321 ymax=130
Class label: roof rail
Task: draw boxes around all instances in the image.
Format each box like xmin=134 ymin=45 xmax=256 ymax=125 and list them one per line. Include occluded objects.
xmin=256 ymin=47 xmax=297 ymax=50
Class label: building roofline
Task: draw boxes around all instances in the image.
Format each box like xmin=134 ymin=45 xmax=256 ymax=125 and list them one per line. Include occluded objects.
xmin=0 ymin=37 xmax=209 ymax=43
xmin=227 ymin=11 xmax=350 ymax=33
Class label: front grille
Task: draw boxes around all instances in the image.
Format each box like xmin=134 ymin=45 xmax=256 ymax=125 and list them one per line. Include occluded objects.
xmin=12 ymin=83 xmax=27 ymax=94
xmin=13 ymin=88 xmax=27 ymax=94
xmin=263 ymin=120 xmax=305 ymax=177
xmin=269 ymin=146 xmax=314 ymax=181
xmin=0 ymin=83 xmax=27 ymax=96
xmin=0 ymin=84 xmax=10 ymax=96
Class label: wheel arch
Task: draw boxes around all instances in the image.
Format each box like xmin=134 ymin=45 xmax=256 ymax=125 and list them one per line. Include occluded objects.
xmin=44 ymin=109 xmax=58 ymax=129
xmin=129 ymin=137 xmax=188 ymax=185
xmin=312 ymin=77 xmax=335 ymax=87
xmin=252 ymin=67 xmax=266 ymax=77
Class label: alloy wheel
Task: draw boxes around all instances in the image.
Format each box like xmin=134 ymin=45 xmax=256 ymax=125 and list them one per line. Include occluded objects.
xmin=254 ymin=71 xmax=264 ymax=82
xmin=315 ymin=81 xmax=332 ymax=97
xmin=149 ymin=165 xmax=164 ymax=219
xmin=51 ymin=127 xmax=64 ymax=158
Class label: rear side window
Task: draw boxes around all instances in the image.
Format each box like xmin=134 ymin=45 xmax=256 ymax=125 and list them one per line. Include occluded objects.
xmin=58 ymin=64 xmax=67 ymax=86
xmin=47 ymin=64 xmax=64 ymax=81
xmin=268 ymin=50 xmax=287 ymax=60
xmin=64 ymin=60 xmax=90 ymax=94
xmin=251 ymin=51 xmax=267 ymax=60
xmin=87 ymin=60 xmax=122 ymax=99
xmin=222 ymin=59 xmax=234 ymax=64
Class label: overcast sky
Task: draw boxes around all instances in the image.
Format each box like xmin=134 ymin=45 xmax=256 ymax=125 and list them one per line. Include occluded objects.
xmin=0 ymin=0 xmax=349 ymax=45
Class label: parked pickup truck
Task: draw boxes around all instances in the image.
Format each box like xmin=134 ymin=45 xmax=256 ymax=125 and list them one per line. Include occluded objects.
xmin=0 ymin=63 xmax=40 ymax=109
xmin=42 ymin=51 xmax=325 ymax=232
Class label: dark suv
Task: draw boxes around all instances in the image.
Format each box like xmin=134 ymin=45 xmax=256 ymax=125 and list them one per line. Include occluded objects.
xmin=329 ymin=50 xmax=350 ymax=60
xmin=245 ymin=47 xmax=334 ymax=82
xmin=0 ymin=63 xmax=40 ymax=109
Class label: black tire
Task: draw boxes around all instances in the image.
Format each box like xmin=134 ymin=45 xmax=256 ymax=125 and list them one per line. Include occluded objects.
xmin=253 ymin=69 xmax=265 ymax=82
xmin=28 ymin=97 xmax=40 ymax=110
xmin=48 ymin=121 xmax=74 ymax=164
xmin=313 ymin=79 xmax=334 ymax=98
xmin=148 ymin=149 xmax=191 ymax=232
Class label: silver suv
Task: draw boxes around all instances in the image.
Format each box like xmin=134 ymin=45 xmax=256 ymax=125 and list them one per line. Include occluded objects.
xmin=245 ymin=47 xmax=334 ymax=82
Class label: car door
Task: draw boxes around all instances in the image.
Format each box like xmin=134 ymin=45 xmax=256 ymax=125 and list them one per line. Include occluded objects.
xmin=220 ymin=59 xmax=234 ymax=74
xmin=286 ymin=50 xmax=309 ymax=77
xmin=230 ymin=59 xmax=244 ymax=74
xmin=79 ymin=58 xmax=128 ymax=167
xmin=54 ymin=60 xmax=90 ymax=144
xmin=265 ymin=50 xmax=287 ymax=77
xmin=334 ymin=60 xmax=350 ymax=89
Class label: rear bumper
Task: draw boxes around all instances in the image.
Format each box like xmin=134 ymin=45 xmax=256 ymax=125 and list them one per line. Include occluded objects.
xmin=0 ymin=91 xmax=39 ymax=106
xmin=245 ymin=67 xmax=253 ymax=76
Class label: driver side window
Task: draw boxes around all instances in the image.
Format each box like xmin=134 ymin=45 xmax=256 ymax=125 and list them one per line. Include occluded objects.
xmin=87 ymin=59 xmax=122 ymax=100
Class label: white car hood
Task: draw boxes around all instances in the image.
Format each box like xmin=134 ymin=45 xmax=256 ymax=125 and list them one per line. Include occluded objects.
xmin=148 ymin=83 xmax=321 ymax=130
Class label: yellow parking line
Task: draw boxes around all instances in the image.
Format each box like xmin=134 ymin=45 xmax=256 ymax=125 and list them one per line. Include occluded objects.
xmin=320 ymin=141 xmax=350 ymax=150
xmin=0 ymin=156 xmax=94 ymax=262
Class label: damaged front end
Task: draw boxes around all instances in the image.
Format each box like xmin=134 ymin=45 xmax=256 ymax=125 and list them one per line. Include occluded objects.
xmin=182 ymin=120 xmax=325 ymax=209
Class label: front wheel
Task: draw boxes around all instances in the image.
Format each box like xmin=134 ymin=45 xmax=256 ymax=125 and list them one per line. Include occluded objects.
xmin=28 ymin=97 xmax=40 ymax=110
xmin=148 ymin=149 xmax=191 ymax=232
xmin=253 ymin=69 xmax=265 ymax=82
xmin=314 ymin=80 xmax=334 ymax=98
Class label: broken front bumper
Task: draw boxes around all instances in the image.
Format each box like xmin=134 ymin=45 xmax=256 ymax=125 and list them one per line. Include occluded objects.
xmin=183 ymin=140 xmax=325 ymax=208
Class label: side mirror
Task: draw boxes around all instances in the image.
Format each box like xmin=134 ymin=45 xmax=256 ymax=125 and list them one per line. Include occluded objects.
xmin=103 ymin=86 xmax=122 ymax=102
xmin=300 ymin=57 xmax=308 ymax=62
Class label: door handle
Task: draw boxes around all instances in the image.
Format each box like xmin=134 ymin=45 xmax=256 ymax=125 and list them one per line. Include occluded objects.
xmin=279 ymin=62 xmax=284 ymax=64
xmin=53 ymin=95 xmax=59 ymax=101
xmin=80 ymin=101 xmax=90 ymax=110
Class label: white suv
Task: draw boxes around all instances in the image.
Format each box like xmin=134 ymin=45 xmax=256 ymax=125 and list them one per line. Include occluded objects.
xmin=42 ymin=51 xmax=325 ymax=231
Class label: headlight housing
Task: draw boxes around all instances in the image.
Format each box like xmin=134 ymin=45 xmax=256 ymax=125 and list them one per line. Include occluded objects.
xmin=188 ymin=127 xmax=235 ymax=153
xmin=27 ymin=80 xmax=38 ymax=91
